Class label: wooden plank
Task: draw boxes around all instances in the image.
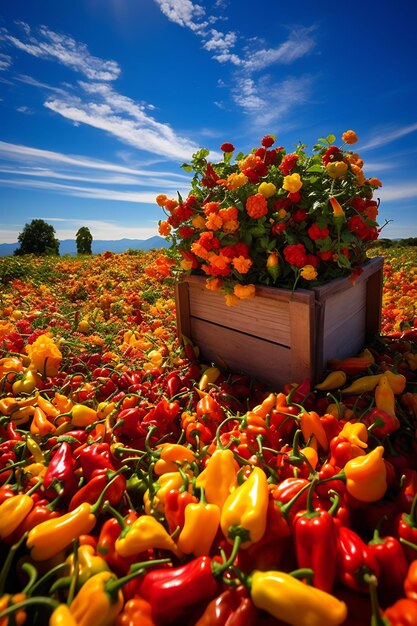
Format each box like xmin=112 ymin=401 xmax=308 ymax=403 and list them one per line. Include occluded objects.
xmin=190 ymin=317 xmax=294 ymax=389
xmin=365 ymin=261 xmax=383 ymax=336
xmin=312 ymin=257 xmax=384 ymax=302
xmin=289 ymin=298 xmax=314 ymax=382
xmin=174 ymin=282 xmax=191 ymax=340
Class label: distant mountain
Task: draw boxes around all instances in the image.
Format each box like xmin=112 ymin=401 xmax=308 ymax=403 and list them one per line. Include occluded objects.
xmin=0 ymin=236 xmax=168 ymax=257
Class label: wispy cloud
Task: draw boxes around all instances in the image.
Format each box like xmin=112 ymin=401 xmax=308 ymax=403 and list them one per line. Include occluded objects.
xmin=378 ymin=182 xmax=417 ymax=202
xmin=1 ymin=22 xmax=121 ymax=80
xmin=0 ymin=141 xmax=189 ymax=178
xmin=153 ymin=0 xmax=316 ymax=123
xmin=361 ymin=123 xmax=417 ymax=150
xmin=0 ymin=53 xmax=12 ymax=71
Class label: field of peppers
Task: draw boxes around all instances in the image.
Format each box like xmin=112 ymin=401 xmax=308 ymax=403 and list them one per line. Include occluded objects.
xmin=1 ymin=245 xmax=417 ymax=626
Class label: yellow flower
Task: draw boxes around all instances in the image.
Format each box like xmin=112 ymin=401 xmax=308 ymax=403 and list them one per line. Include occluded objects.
xmin=326 ymin=161 xmax=348 ymax=179
xmin=180 ymin=258 xmax=194 ymax=271
xmin=26 ymin=334 xmax=63 ymax=377
xmin=282 ymin=173 xmax=302 ymax=193
xmin=226 ymin=172 xmax=248 ymax=190
xmin=191 ymin=215 xmax=206 ymax=229
xmin=258 ymin=182 xmax=276 ymax=198
xmin=232 ymin=256 xmax=253 ymax=274
xmin=342 ymin=130 xmax=358 ymax=144
xmin=300 ymin=265 xmax=318 ymax=281
xmin=233 ymin=284 xmax=256 ymax=299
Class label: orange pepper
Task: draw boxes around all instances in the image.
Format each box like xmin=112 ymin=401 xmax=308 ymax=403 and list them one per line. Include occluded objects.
xmin=30 ymin=406 xmax=56 ymax=436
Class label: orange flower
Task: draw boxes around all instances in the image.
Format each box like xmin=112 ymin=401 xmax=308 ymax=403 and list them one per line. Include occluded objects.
xmin=158 ymin=221 xmax=172 ymax=236
xmin=206 ymin=213 xmax=223 ymax=230
xmin=26 ymin=334 xmax=63 ymax=377
xmin=351 ymin=164 xmax=365 ymax=185
xmin=206 ymin=278 xmax=222 ymax=291
xmin=191 ymin=242 xmax=210 ymax=260
xmin=191 ymin=215 xmax=206 ymax=229
xmin=219 ymin=207 xmax=238 ymax=221
xmin=0 ymin=320 xmax=16 ymax=339
xmin=225 ymin=293 xmax=240 ymax=307
xmin=364 ymin=205 xmax=379 ymax=221
xmin=246 ymin=193 xmax=268 ymax=219
xmin=300 ymin=264 xmax=318 ymax=280
xmin=155 ymin=194 xmax=168 ymax=207
xmin=164 ymin=199 xmax=178 ymax=212
xmin=367 ymin=177 xmax=382 ymax=188
xmin=234 ymin=284 xmax=256 ymax=299
xmin=204 ymin=201 xmax=221 ymax=215
xmin=208 ymin=252 xmax=230 ymax=270
xmin=222 ymin=219 xmax=239 ymax=233
xmin=342 ymin=130 xmax=358 ymax=145
xmin=232 ymin=255 xmax=253 ymax=274
xmin=238 ymin=154 xmax=262 ymax=171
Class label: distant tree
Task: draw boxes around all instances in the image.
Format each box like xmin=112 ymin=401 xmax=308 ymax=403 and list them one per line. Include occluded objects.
xmin=75 ymin=227 xmax=93 ymax=255
xmin=14 ymin=219 xmax=59 ymax=256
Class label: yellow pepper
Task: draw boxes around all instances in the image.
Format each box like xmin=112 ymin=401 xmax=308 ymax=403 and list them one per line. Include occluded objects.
xmin=69 ymin=571 xmax=123 ymax=626
xmin=154 ymin=443 xmax=196 ymax=475
xmin=12 ymin=367 xmax=41 ymax=395
xmin=250 ymin=570 xmax=347 ymax=626
xmin=36 ymin=394 xmax=60 ymax=418
xmin=383 ymin=370 xmax=407 ymax=394
xmin=10 ymin=405 xmax=35 ymax=425
xmin=26 ymin=436 xmax=45 ymax=463
xmin=196 ymin=448 xmax=238 ymax=509
xmin=300 ymin=411 xmax=328 ymax=451
xmin=220 ymin=466 xmax=269 ymax=549
xmin=52 ymin=392 xmax=73 ymax=413
xmin=315 ymin=370 xmax=347 ymax=391
xmin=50 ymin=603 xmax=79 ymax=626
xmin=144 ymin=471 xmax=185 ymax=515
xmin=70 ymin=404 xmax=98 ymax=427
xmin=30 ymin=406 xmax=56 ymax=436
xmin=344 ymin=445 xmax=387 ymax=502
xmin=341 ymin=373 xmax=383 ymax=395
xmin=66 ymin=544 xmax=110 ymax=586
xmin=115 ymin=515 xmax=182 ymax=558
xmin=27 ymin=502 xmax=97 ymax=561
xmin=177 ymin=500 xmax=220 ymax=556
xmin=198 ymin=366 xmax=221 ymax=391
xmin=251 ymin=392 xmax=276 ymax=418
xmin=338 ymin=422 xmax=368 ymax=448
xmin=374 ymin=374 xmax=396 ymax=417
xmin=0 ymin=493 xmax=34 ymax=539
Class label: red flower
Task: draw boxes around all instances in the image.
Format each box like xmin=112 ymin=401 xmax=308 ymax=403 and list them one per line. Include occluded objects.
xmin=287 ymin=192 xmax=301 ymax=204
xmin=261 ymin=135 xmax=275 ymax=148
xmin=220 ymin=142 xmax=235 ymax=153
xmin=317 ymin=250 xmax=333 ymax=261
xmin=178 ymin=226 xmax=195 ymax=238
xmin=322 ymin=146 xmax=343 ymax=166
xmin=308 ymin=223 xmax=330 ymax=241
xmin=292 ymin=209 xmax=308 ymax=223
xmin=283 ymin=244 xmax=308 ymax=268
xmin=279 ymin=153 xmax=299 ymax=175
xmin=273 ymin=198 xmax=292 ymax=211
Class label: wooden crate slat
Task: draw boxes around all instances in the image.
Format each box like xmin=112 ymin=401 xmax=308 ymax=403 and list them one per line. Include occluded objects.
xmin=174 ymin=257 xmax=384 ymax=388
xmin=190 ymin=317 xmax=295 ymax=388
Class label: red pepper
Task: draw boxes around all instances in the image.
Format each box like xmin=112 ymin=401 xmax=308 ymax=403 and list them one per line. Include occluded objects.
xmin=78 ymin=443 xmax=115 ymax=479
xmin=363 ymin=407 xmax=400 ymax=438
xmin=292 ymin=482 xmax=339 ymax=592
xmin=112 ymin=407 xmax=147 ymax=440
xmin=397 ymin=494 xmax=417 ymax=562
xmin=368 ymin=527 xmax=409 ymax=606
xmin=68 ymin=468 xmax=126 ymax=511
xmin=142 ymin=398 xmax=181 ymax=435
xmin=97 ymin=510 xmax=138 ymax=575
xmin=336 ymin=526 xmax=380 ymax=592
xmin=164 ymin=489 xmax=198 ymax=534
xmin=196 ymin=394 xmax=225 ymax=425
xmin=194 ymin=585 xmax=259 ymax=626
xmin=139 ymin=556 xmax=220 ymax=623
xmin=382 ymin=598 xmax=417 ymax=626
xmin=398 ymin=470 xmax=417 ymax=513
xmin=271 ymin=477 xmax=313 ymax=521
xmin=43 ymin=441 xmax=77 ymax=501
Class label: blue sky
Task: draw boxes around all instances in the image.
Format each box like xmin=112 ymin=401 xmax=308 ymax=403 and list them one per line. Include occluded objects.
xmin=1 ymin=0 xmax=417 ymax=244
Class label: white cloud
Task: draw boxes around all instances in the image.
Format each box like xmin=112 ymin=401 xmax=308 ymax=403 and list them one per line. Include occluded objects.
xmin=154 ymin=0 xmax=208 ymax=32
xmin=44 ymin=96 xmax=200 ymax=161
xmin=203 ymin=29 xmax=241 ymax=65
xmin=2 ymin=23 xmax=120 ymax=80
xmin=378 ymin=182 xmax=417 ymax=202
xmin=0 ymin=53 xmax=12 ymax=71
xmin=243 ymin=28 xmax=316 ymax=72
xmin=0 ymin=141 xmax=189 ymax=178
xmin=361 ymin=123 xmax=417 ymax=150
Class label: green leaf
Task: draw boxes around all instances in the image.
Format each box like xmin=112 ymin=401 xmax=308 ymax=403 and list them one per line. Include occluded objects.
xmin=306 ymin=164 xmax=323 ymax=173
xmin=268 ymin=264 xmax=280 ymax=281
xmin=181 ymin=163 xmax=193 ymax=173
xmin=326 ymin=134 xmax=336 ymax=144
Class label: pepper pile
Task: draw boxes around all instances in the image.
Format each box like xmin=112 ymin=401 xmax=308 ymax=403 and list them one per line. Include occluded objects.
xmin=1 ymin=250 xmax=417 ymax=626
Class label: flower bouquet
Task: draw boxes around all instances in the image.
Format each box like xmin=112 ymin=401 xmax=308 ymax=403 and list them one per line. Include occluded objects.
xmin=157 ymin=131 xmax=382 ymax=306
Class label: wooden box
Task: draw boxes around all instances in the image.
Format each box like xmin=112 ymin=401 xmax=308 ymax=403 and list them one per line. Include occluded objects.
xmin=174 ymin=257 xmax=384 ymax=390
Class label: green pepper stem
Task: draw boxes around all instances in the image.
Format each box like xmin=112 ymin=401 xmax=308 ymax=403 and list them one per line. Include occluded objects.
xmin=0 ymin=597 xmax=59 ymax=620
xmin=66 ymin=539 xmax=79 ymax=606
xmin=403 ymin=492 xmax=417 ymax=528
xmin=399 ymin=537 xmax=417 ymax=551
xmin=106 ymin=558 xmax=171 ymax=597
xmin=21 ymin=563 xmax=38 ymax=595
xmin=0 ymin=532 xmax=28 ymax=595
xmin=90 ymin=465 xmax=128 ymax=516
xmin=27 ymin=563 xmax=68 ymax=597
xmin=212 ymin=536 xmax=242 ymax=575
